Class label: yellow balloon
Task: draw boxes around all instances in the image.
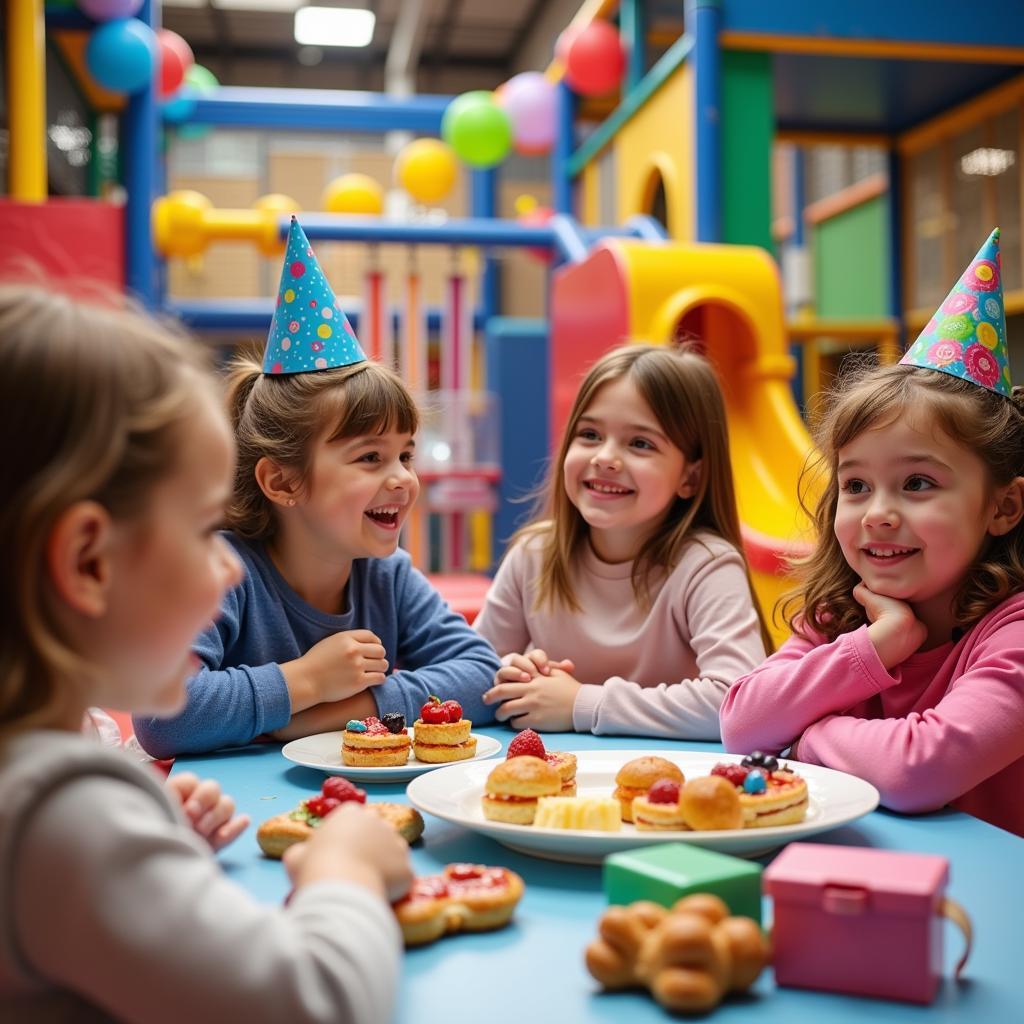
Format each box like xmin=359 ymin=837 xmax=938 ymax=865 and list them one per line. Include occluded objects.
xmin=254 ymin=193 xmax=299 ymax=256
xmin=152 ymin=189 xmax=212 ymax=259
xmin=322 ymin=173 xmax=384 ymax=215
xmin=395 ymin=138 xmax=457 ymax=205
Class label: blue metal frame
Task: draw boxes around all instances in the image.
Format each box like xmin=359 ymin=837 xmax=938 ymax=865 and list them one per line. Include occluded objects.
xmin=181 ymin=87 xmax=451 ymax=134
xmin=471 ymin=168 xmax=501 ymax=323
xmin=689 ymin=0 xmax=722 ymax=242
xmin=551 ymin=81 xmax=576 ymax=215
xmin=621 ymin=0 xmax=647 ymax=91
xmin=123 ymin=0 xmax=159 ymax=307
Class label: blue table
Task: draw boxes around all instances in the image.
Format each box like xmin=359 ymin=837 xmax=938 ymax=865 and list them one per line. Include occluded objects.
xmin=176 ymin=728 xmax=1023 ymax=1023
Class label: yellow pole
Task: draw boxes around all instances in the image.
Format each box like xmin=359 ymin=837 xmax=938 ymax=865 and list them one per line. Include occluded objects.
xmin=7 ymin=0 xmax=47 ymax=201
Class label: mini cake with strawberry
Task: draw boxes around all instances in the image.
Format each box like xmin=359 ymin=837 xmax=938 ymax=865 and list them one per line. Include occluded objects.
xmin=413 ymin=696 xmax=477 ymax=763
xmin=710 ymin=752 xmax=809 ymax=828
xmin=256 ymin=776 xmax=424 ymax=857
xmin=613 ymin=756 xmax=684 ymax=823
xmin=341 ymin=713 xmax=411 ymax=767
xmin=632 ymin=778 xmax=691 ymax=831
xmin=506 ymin=728 xmax=577 ymax=795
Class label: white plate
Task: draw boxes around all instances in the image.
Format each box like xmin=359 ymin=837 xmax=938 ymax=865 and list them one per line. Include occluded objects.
xmin=281 ymin=728 xmax=502 ymax=782
xmin=406 ymin=749 xmax=880 ymax=862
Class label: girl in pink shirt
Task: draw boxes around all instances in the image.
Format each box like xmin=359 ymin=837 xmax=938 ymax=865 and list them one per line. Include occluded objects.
xmin=475 ymin=343 xmax=770 ymax=738
xmin=721 ymin=356 xmax=1024 ymax=835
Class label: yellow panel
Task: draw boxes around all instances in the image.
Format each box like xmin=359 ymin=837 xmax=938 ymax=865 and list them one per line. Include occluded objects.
xmin=612 ymin=63 xmax=693 ymax=241
xmin=581 ymin=163 xmax=600 ymax=227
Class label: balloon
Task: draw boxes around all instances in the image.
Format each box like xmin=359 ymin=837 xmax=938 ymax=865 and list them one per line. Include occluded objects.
xmin=395 ymin=138 xmax=457 ymax=205
xmin=514 ymin=194 xmax=554 ymax=263
xmin=85 ymin=17 xmax=157 ymax=95
xmin=254 ymin=194 xmax=300 ymax=257
xmin=164 ymin=64 xmax=219 ymax=140
xmin=78 ymin=0 xmax=142 ymax=20
xmin=554 ymin=23 xmax=582 ymax=65
xmin=322 ymin=174 xmax=384 ymax=215
xmin=441 ymin=91 xmax=512 ymax=169
xmin=157 ymin=29 xmax=194 ymax=97
xmin=563 ymin=20 xmax=626 ymax=97
xmin=495 ymin=72 xmax=557 ymax=156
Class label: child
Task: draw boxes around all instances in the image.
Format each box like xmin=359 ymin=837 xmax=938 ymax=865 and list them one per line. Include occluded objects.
xmin=134 ymin=219 xmax=499 ymax=758
xmin=475 ymin=343 xmax=770 ymax=738
xmin=0 ymin=284 xmax=412 ymax=1020
xmin=720 ymin=229 xmax=1024 ymax=836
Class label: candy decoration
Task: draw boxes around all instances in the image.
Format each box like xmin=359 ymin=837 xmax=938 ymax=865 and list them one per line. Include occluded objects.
xmin=345 ymin=719 xmax=368 ymax=733
xmin=743 ymin=770 xmax=767 ymax=794
xmin=263 ymin=218 xmax=366 ymax=375
xmin=900 ymin=228 xmax=1011 ymax=397
xmin=381 ymin=713 xmax=407 ymax=734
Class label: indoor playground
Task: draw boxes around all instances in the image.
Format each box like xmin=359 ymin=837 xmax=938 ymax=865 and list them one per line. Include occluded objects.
xmin=3 ymin=1 xmax=1024 ymax=1021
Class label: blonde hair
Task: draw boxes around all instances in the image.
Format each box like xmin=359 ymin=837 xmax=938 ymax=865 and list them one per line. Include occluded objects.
xmin=224 ymin=353 xmax=419 ymax=540
xmin=0 ymin=284 xmax=215 ymax=736
xmin=784 ymin=362 xmax=1024 ymax=641
xmin=518 ymin=343 xmax=772 ymax=651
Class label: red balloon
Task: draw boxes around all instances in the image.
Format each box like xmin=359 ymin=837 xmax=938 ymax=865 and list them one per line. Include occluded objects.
xmin=564 ymin=20 xmax=625 ymax=97
xmin=157 ymin=29 xmax=194 ymax=97
xmin=554 ymin=23 xmax=582 ymax=66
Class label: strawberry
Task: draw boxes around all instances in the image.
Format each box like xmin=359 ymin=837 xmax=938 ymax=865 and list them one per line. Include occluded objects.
xmin=646 ymin=779 xmax=681 ymax=804
xmin=506 ymin=728 xmax=546 ymax=759
xmin=711 ymin=762 xmax=750 ymax=788
xmin=419 ymin=695 xmax=448 ymax=724
xmin=305 ymin=795 xmax=341 ymax=819
xmin=322 ymin=777 xmax=366 ymax=803
xmin=440 ymin=699 xmax=463 ymax=723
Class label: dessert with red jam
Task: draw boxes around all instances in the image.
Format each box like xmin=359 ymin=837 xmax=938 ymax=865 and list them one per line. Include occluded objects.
xmin=412 ymin=696 xmax=477 ymax=763
xmin=341 ymin=713 xmax=411 ymax=767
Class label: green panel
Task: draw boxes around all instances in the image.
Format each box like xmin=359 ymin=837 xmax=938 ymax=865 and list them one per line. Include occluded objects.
xmin=814 ymin=196 xmax=890 ymax=318
xmin=721 ymin=50 xmax=774 ymax=252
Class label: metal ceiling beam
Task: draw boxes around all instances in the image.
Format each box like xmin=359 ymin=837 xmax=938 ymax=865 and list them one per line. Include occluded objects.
xmin=386 ymin=0 xmax=437 ymax=97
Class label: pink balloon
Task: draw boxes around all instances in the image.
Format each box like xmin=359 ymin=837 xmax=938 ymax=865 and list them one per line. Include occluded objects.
xmin=78 ymin=0 xmax=143 ymax=20
xmin=564 ymin=20 xmax=626 ymax=97
xmin=496 ymin=72 xmax=557 ymax=156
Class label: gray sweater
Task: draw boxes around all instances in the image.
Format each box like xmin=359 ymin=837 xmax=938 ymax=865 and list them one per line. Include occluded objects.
xmin=0 ymin=730 xmax=400 ymax=1023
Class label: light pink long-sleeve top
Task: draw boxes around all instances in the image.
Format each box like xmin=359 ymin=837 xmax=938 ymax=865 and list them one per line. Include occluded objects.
xmin=474 ymin=530 xmax=767 ymax=739
xmin=720 ymin=591 xmax=1024 ymax=836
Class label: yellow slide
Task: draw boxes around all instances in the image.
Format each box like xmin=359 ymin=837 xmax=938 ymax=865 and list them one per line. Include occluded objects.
xmin=551 ymin=240 xmax=814 ymax=645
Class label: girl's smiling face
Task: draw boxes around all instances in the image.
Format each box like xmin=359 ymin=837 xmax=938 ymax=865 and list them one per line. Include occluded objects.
xmin=562 ymin=376 xmax=699 ymax=563
xmin=833 ymin=412 xmax=1005 ymax=639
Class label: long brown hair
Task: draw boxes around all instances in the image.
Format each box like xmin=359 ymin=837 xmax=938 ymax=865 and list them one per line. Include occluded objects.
xmin=0 ymin=284 xmax=214 ymax=737
xmin=224 ymin=353 xmax=419 ymax=541
xmin=783 ymin=362 xmax=1024 ymax=640
xmin=517 ymin=343 xmax=772 ymax=651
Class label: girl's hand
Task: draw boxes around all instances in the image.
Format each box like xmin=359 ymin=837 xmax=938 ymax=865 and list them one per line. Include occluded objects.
xmin=281 ymin=629 xmax=389 ymax=712
xmin=166 ymin=772 xmax=250 ymax=852
xmin=284 ymin=802 xmax=413 ymax=903
xmin=485 ymin=668 xmax=581 ymax=731
xmin=853 ymin=582 xmax=927 ymax=669
xmin=492 ymin=649 xmax=576 ymax=685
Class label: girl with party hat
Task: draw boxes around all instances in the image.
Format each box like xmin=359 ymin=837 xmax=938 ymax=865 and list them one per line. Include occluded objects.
xmin=134 ymin=219 xmax=499 ymax=757
xmin=721 ymin=229 xmax=1024 ymax=836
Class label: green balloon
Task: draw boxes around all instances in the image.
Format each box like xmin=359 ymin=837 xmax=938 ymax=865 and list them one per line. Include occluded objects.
xmin=176 ymin=65 xmax=219 ymax=141
xmin=441 ymin=91 xmax=512 ymax=169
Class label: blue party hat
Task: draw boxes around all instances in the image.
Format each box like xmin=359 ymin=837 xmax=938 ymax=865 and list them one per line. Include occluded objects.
xmin=900 ymin=228 xmax=1011 ymax=397
xmin=263 ymin=217 xmax=366 ymax=375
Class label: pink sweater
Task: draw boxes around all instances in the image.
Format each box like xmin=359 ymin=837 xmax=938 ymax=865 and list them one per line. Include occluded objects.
xmin=474 ymin=530 xmax=766 ymax=739
xmin=720 ymin=591 xmax=1024 ymax=836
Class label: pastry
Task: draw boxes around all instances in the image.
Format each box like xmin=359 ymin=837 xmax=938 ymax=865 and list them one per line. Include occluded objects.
xmin=341 ymin=714 xmax=411 ymax=767
xmin=481 ymin=755 xmax=561 ymax=824
xmin=412 ymin=696 xmax=477 ymax=763
xmin=393 ymin=863 xmax=525 ymax=946
xmin=256 ymin=776 xmax=424 ymax=857
xmin=632 ymin=778 xmax=689 ymax=831
xmin=678 ymin=776 xmax=744 ymax=831
xmin=506 ymin=729 xmax=577 ymax=795
xmin=533 ymin=796 xmax=621 ymax=831
xmin=585 ymin=893 xmax=770 ymax=1013
xmin=710 ymin=753 xmax=809 ymax=828
xmin=613 ymin=756 xmax=685 ymax=823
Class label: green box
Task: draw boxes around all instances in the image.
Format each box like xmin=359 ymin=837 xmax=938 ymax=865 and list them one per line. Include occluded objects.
xmin=604 ymin=843 xmax=763 ymax=924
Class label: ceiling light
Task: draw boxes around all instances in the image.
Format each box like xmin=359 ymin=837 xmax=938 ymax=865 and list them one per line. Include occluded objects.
xmin=294 ymin=7 xmax=375 ymax=47
xmin=960 ymin=147 xmax=1016 ymax=177
xmin=212 ymin=0 xmax=304 ymax=12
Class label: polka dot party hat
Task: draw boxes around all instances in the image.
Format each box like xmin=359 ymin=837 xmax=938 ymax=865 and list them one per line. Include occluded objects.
xmin=263 ymin=217 xmax=366 ymax=375
xmin=899 ymin=227 xmax=1011 ymax=397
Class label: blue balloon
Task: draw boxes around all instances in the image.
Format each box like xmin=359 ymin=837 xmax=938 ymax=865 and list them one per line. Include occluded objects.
xmin=85 ymin=17 xmax=156 ymax=94
xmin=162 ymin=87 xmax=198 ymax=124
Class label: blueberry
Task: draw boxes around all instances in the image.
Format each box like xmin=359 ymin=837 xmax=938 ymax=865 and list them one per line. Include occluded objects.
xmin=381 ymin=712 xmax=406 ymax=734
xmin=741 ymin=751 xmax=768 ymax=768
xmin=762 ymin=755 xmax=779 ymax=772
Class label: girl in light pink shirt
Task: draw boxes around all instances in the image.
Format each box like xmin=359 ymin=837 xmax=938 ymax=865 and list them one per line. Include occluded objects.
xmin=721 ymin=358 xmax=1024 ymax=835
xmin=476 ymin=343 xmax=770 ymax=738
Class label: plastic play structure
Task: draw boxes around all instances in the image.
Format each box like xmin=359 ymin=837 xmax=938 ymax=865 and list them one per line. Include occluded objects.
xmin=7 ymin=1 xmax=1024 ymax=637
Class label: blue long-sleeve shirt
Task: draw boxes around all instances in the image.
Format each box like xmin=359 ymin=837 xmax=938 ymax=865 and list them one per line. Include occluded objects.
xmin=133 ymin=534 xmax=500 ymax=759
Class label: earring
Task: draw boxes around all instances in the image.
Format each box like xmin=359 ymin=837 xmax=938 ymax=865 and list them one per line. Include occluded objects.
xmin=286 ymin=498 xmax=296 ymax=507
